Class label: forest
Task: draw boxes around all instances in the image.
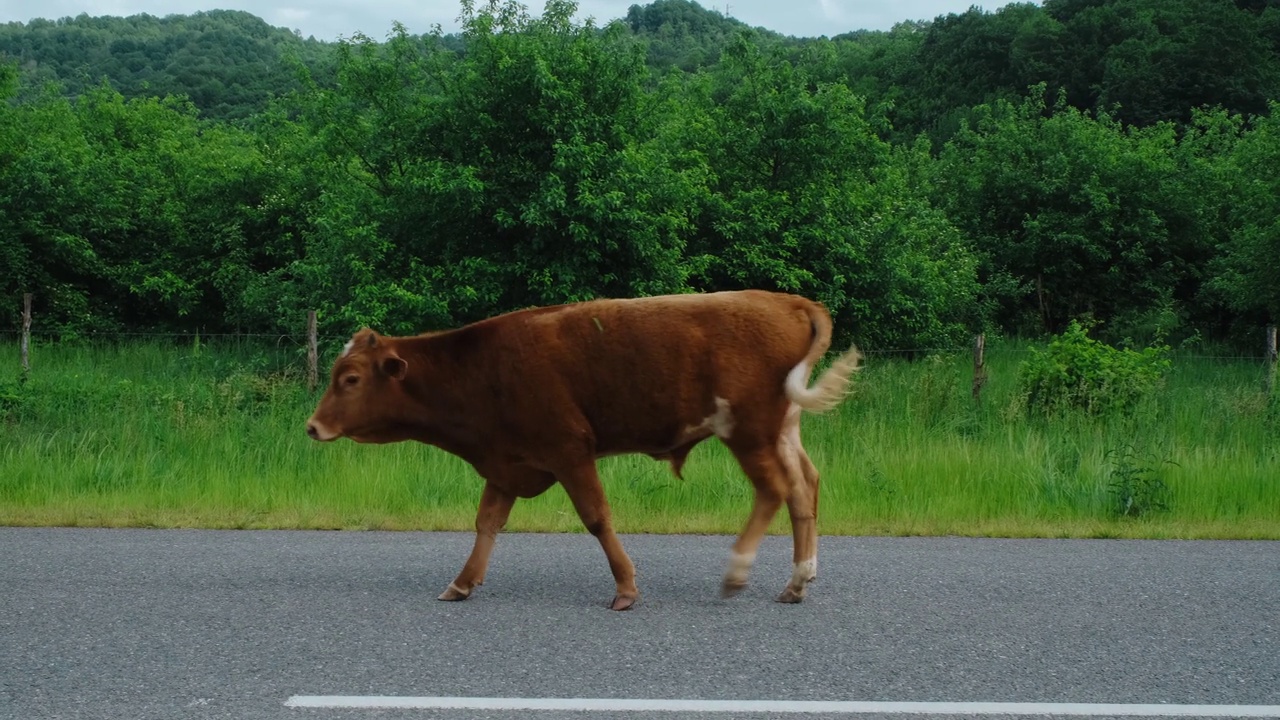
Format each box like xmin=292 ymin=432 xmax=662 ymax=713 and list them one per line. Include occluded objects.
xmin=3 ymin=0 xmax=1280 ymax=352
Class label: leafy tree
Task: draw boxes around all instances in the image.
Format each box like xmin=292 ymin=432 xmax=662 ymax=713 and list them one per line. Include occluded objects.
xmin=277 ymin=0 xmax=695 ymax=336
xmin=1208 ymin=102 xmax=1280 ymax=328
xmin=836 ymin=0 xmax=1280 ymax=142
xmin=936 ymin=85 xmax=1208 ymax=339
xmin=1044 ymin=0 xmax=1280 ymax=126
xmin=827 ymin=22 xmax=927 ymax=144
xmin=903 ymin=3 xmax=1048 ymax=142
xmin=0 ymin=74 xmax=285 ymax=334
xmin=664 ymin=36 xmax=978 ymax=349
xmin=0 ymin=10 xmax=335 ymax=121
xmin=624 ymin=0 xmax=767 ymax=73
xmin=68 ymin=84 xmax=291 ymax=331
xmin=0 ymin=80 xmax=105 ymax=332
xmin=1161 ymin=106 xmax=1246 ymax=341
xmin=2 ymin=0 xmax=1275 ymax=350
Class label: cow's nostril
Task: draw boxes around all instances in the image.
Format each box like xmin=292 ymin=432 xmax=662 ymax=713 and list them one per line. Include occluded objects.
xmin=306 ymin=424 xmax=319 ymax=440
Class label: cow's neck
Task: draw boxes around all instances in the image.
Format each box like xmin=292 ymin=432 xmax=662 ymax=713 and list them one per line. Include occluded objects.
xmin=394 ymin=334 xmax=487 ymax=462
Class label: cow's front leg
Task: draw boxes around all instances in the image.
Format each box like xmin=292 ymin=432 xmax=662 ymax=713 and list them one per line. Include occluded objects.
xmin=439 ymin=481 xmax=516 ymax=601
xmin=558 ymin=461 xmax=639 ymax=611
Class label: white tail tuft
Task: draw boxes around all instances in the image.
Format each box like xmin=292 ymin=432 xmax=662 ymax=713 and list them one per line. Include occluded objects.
xmin=784 ymin=345 xmax=863 ymax=413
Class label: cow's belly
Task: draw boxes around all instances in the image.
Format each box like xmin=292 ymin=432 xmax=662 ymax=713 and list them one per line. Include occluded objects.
xmin=595 ymin=431 xmax=713 ymax=458
xmin=592 ymin=411 xmax=721 ymax=456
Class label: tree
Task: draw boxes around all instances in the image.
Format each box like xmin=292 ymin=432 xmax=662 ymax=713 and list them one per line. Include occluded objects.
xmin=904 ymin=3 xmax=1048 ymax=142
xmin=624 ymin=0 xmax=762 ymax=73
xmin=0 ymin=10 xmax=335 ymax=121
xmin=1209 ymin=102 xmax=1280 ymax=328
xmin=664 ymin=35 xmax=978 ymax=349
xmin=277 ymin=1 xmax=695 ymax=336
xmin=0 ymin=78 xmax=105 ymax=332
xmin=936 ymin=85 xmax=1207 ymax=339
xmin=1045 ymin=0 xmax=1280 ymax=126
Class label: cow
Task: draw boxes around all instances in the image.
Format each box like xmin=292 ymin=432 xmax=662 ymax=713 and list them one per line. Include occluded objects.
xmin=305 ymin=289 xmax=862 ymax=610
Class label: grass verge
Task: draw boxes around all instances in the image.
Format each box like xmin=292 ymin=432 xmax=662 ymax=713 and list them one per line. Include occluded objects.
xmin=1 ymin=339 xmax=1277 ymax=539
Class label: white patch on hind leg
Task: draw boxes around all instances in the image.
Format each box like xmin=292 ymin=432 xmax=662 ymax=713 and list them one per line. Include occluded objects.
xmin=791 ymin=558 xmax=817 ymax=587
xmin=779 ymin=557 xmax=817 ymax=602
xmin=725 ymin=550 xmax=756 ymax=584
xmin=779 ymin=403 xmax=802 ymax=450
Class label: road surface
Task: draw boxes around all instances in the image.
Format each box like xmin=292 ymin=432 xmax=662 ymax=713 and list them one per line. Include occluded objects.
xmin=1 ymin=527 xmax=1276 ymax=719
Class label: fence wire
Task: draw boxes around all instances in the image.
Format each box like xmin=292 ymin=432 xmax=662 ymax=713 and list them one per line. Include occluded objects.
xmin=0 ymin=331 xmax=1274 ymax=360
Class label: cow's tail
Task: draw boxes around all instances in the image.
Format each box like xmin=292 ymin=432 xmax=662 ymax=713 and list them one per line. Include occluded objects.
xmin=784 ymin=302 xmax=862 ymax=413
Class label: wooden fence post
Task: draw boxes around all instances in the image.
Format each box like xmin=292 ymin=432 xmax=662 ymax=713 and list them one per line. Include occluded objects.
xmin=972 ymin=333 xmax=987 ymax=402
xmin=20 ymin=293 xmax=32 ymax=382
xmin=1267 ymin=325 xmax=1277 ymax=396
xmin=307 ymin=310 xmax=319 ymax=393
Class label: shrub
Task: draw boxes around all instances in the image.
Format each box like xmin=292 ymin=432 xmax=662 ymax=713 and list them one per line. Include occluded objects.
xmin=1017 ymin=320 xmax=1171 ymax=416
xmin=1106 ymin=445 xmax=1174 ymax=518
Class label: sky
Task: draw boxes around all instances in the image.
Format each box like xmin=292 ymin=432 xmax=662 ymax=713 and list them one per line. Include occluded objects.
xmin=1 ymin=0 xmax=1023 ymax=41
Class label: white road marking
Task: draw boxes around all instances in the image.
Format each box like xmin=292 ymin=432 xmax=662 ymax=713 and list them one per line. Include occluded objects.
xmin=283 ymin=696 xmax=1280 ymax=716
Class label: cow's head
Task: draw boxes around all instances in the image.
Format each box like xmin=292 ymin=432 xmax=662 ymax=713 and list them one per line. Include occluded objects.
xmin=306 ymin=328 xmax=411 ymax=444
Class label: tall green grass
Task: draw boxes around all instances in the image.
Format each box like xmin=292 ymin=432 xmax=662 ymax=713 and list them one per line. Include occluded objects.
xmin=1 ymin=338 xmax=1276 ymax=538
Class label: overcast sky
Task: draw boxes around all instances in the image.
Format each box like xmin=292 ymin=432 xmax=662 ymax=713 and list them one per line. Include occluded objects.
xmin=2 ymin=0 xmax=1026 ymax=41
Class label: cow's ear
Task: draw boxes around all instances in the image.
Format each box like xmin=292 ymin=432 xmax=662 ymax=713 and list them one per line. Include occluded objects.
xmin=381 ymin=353 xmax=407 ymax=380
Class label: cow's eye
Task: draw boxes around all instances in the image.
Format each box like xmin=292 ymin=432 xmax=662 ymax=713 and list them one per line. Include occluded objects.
xmin=343 ymin=374 xmax=360 ymax=387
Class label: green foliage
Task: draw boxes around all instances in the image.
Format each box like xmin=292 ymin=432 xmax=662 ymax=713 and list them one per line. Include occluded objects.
xmin=936 ymin=86 xmax=1219 ymax=340
xmin=661 ymin=36 xmax=978 ymax=349
xmin=897 ymin=2 xmax=1049 ymax=142
xmin=0 ymin=0 xmax=1277 ymax=350
xmin=0 ymin=10 xmax=335 ymax=121
xmin=1207 ymin=102 xmax=1280 ymax=326
xmin=0 ymin=380 xmax=25 ymax=423
xmin=1017 ymin=320 xmax=1172 ymax=416
xmin=0 ymin=80 xmax=278 ymax=333
xmin=624 ymin=0 xmax=771 ymax=72
xmin=873 ymin=0 xmax=1280 ymax=142
xmin=1044 ymin=0 xmax=1280 ymax=127
xmin=1105 ymin=444 xmax=1173 ymax=518
xmin=0 ymin=60 xmax=16 ymax=98
xmin=264 ymin=1 xmax=695 ymax=337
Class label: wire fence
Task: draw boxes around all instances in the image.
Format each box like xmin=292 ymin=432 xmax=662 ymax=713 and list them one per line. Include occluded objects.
xmin=2 ymin=333 xmax=1271 ymax=360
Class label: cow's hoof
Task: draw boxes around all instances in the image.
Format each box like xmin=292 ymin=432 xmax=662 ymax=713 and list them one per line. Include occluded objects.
xmin=775 ymin=586 xmax=806 ymax=604
xmin=721 ymin=578 xmax=747 ymax=599
xmin=609 ymin=594 xmax=638 ymax=611
xmin=437 ymin=584 xmax=471 ymax=602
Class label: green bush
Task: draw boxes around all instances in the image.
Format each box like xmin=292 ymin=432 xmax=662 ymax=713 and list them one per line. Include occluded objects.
xmin=1017 ymin=321 xmax=1171 ymax=416
xmin=1105 ymin=445 xmax=1173 ymax=519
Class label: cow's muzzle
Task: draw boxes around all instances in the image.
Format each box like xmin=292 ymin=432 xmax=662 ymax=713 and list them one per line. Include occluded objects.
xmin=305 ymin=420 xmax=337 ymax=442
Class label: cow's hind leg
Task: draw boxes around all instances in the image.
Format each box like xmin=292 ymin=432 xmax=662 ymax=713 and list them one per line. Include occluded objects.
xmin=557 ymin=461 xmax=639 ymax=611
xmin=778 ymin=404 xmax=820 ymax=603
xmin=721 ymin=442 xmax=791 ymax=599
xmin=439 ymin=480 xmax=518 ymax=602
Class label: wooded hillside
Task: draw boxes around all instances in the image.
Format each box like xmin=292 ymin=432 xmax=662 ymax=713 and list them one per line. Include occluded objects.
xmin=2 ymin=0 xmax=1277 ymax=350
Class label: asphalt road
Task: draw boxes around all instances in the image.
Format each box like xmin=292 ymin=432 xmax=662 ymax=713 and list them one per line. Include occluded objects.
xmin=0 ymin=527 xmax=1276 ymax=720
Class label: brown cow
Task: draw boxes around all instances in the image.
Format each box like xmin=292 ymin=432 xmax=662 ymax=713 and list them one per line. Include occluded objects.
xmin=305 ymin=289 xmax=862 ymax=610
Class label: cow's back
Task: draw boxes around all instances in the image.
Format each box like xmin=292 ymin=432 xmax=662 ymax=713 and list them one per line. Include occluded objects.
xmin=500 ymin=290 xmax=824 ymax=456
